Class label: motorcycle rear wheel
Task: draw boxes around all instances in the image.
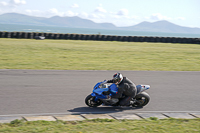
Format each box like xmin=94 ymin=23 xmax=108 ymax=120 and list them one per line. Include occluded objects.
xmin=85 ymin=94 xmax=103 ymax=107
xmin=132 ymin=92 xmax=150 ymax=107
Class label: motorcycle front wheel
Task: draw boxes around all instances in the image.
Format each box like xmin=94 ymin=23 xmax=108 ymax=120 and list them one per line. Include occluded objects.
xmin=85 ymin=94 xmax=103 ymax=107
xmin=132 ymin=92 xmax=150 ymax=107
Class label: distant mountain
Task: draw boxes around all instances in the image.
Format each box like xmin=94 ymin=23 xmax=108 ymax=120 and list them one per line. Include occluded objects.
xmin=0 ymin=13 xmax=200 ymax=34
xmin=45 ymin=16 xmax=116 ymax=29
xmin=121 ymin=20 xmax=200 ymax=34
xmin=0 ymin=13 xmax=46 ymax=25
xmin=0 ymin=13 xmax=116 ymax=29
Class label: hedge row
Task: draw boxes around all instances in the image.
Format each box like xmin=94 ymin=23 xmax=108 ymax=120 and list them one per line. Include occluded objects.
xmin=0 ymin=31 xmax=200 ymax=44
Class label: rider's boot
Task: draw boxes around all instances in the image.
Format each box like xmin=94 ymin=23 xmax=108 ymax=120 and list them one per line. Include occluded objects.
xmin=129 ymin=100 xmax=136 ymax=106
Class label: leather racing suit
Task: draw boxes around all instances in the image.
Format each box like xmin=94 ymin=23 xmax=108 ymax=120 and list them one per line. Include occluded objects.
xmin=107 ymin=77 xmax=137 ymax=106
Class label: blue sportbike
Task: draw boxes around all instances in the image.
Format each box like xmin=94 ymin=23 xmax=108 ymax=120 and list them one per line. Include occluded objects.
xmin=85 ymin=80 xmax=150 ymax=107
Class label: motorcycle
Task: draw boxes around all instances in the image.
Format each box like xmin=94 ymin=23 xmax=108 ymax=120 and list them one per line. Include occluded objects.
xmin=85 ymin=80 xmax=150 ymax=107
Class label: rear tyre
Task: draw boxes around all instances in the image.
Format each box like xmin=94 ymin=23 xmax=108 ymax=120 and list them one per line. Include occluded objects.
xmin=132 ymin=92 xmax=150 ymax=107
xmin=85 ymin=94 xmax=103 ymax=107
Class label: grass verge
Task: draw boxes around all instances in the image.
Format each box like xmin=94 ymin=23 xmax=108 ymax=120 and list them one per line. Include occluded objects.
xmin=0 ymin=39 xmax=200 ymax=71
xmin=0 ymin=118 xmax=199 ymax=133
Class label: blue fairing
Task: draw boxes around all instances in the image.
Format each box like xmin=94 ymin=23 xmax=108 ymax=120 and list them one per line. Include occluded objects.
xmin=93 ymin=87 xmax=109 ymax=95
xmin=91 ymin=93 xmax=96 ymax=97
xmin=93 ymin=82 xmax=103 ymax=90
xmin=109 ymin=84 xmax=118 ymax=95
xmin=93 ymin=87 xmax=108 ymax=99
xmin=92 ymin=82 xmax=118 ymax=100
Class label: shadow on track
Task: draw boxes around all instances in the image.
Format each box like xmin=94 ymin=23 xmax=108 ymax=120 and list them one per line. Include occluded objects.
xmin=68 ymin=106 xmax=143 ymax=114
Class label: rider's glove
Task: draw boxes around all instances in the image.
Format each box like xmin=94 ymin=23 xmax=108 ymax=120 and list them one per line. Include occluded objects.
xmin=102 ymin=80 xmax=107 ymax=84
xmin=103 ymin=91 xmax=110 ymax=95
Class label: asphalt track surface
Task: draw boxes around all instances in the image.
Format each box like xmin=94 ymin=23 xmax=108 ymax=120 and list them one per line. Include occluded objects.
xmin=0 ymin=69 xmax=199 ymax=116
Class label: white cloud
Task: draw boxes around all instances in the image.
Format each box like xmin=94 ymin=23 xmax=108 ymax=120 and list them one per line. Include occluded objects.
xmin=71 ymin=3 xmax=79 ymax=8
xmin=0 ymin=1 xmax=8 ymax=6
xmin=98 ymin=4 xmax=103 ymax=7
xmin=24 ymin=8 xmax=80 ymax=18
xmin=146 ymin=13 xmax=186 ymax=23
xmin=89 ymin=13 xmax=105 ymax=19
xmin=117 ymin=9 xmax=129 ymax=16
xmin=24 ymin=9 xmax=45 ymax=17
xmin=78 ymin=12 xmax=89 ymax=18
xmin=10 ymin=0 xmax=26 ymax=5
xmin=63 ymin=10 xmax=77 ymax=17
xmin=147 ymin=13 xmax=172 ymax=21
xmin=48 ymin=8 xmax=59 ymax=14
xmin=0 ymin=0 xmax=26 ymax=14
xmin=25 ymin=9 xmax=40 ymax=14
xmin=0 ymin=0 xmax=26 ymax=7
xmin=0 ymin=0 xmax=26 ymax=9
xmin=89 ymin=14 xmax=99 ymax=19
xmin=94 ymin=6 xmax=107 ymax=13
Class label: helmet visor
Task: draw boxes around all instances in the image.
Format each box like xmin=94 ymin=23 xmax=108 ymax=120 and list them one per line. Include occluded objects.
xmin=113 ymin=78 xmax=121 ymax=84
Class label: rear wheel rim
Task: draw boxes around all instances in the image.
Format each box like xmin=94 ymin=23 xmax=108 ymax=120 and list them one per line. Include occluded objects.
xmin=133 ymin=97 xmax=147 ymax=107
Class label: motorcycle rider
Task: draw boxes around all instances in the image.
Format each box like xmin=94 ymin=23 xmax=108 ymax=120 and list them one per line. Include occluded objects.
xmin=105 ymin=72 xmax=137 ymax=106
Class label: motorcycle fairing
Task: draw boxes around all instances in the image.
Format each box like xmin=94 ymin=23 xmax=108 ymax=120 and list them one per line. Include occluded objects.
xmin=136 ymin=85 xmax=150 ymax=94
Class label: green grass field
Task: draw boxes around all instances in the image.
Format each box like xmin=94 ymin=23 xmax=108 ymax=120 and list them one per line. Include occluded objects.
xmin=0 ymin=38 xmax=199 ymax=71
xmin=0 ymin=118 xmax=199 ymax=133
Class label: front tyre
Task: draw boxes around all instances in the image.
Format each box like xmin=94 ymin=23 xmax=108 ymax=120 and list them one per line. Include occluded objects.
xmin=132 ymin=92 xmax=150 ymax=107
xmin=85 ymin=94 xmax=102 ymax=107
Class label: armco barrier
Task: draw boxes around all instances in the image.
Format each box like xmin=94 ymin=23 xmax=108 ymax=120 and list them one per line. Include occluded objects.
xmin=0 ymin=31 xmax=199 ymax=44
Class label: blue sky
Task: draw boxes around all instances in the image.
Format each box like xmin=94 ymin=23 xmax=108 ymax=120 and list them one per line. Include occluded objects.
xmin=0 ymin=0 xmax=199 ymax=28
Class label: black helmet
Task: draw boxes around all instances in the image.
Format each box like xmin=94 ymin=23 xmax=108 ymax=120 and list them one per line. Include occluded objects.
xmin=113 ymin=73 xmax=123 ymax=84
